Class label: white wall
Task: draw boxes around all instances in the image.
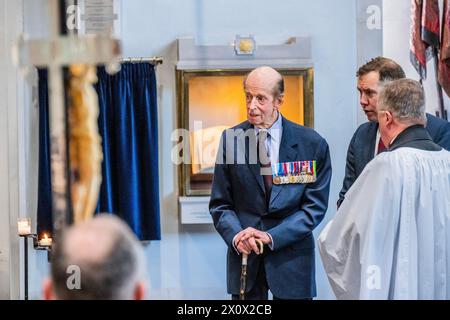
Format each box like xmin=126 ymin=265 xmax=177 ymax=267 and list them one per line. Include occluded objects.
xmin=357 ymin=0 xmax=383 ymax=126
xmin=0 ymin=0 xmax=30 ymax=300
xmin=383 ymin=0 xmax=450 ymax=116
xmin=18 ymin=0 xmax=360 ymax=300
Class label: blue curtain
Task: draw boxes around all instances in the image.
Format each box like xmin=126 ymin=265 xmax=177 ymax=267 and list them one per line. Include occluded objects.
xmin=37 ymin=63 xmax=161 ymax=241
xmin=37 ymin=70 xmax=53 ymax=236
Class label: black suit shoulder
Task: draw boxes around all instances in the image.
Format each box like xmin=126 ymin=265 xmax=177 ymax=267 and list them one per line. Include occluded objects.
xmin=353 ymin=121 xmax=378 ymax=139
xmin=346 ymin=121 xmax=378 ymax=155
xmin=228 ymin=118 xmax=328 ymax=146
xmin=427 ymin=113 xmax=448 ymax=128
xmin=426 ymin=113 xmax=450 ymax=151
xmin=283 ymin=118 xmax=328 ymax=146
xmin=230 ymin=120 xmax=252 ymax=131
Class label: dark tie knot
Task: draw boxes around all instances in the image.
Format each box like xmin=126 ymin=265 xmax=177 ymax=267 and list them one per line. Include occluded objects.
xmin=258 ymin=130 xmax=270 ymax=143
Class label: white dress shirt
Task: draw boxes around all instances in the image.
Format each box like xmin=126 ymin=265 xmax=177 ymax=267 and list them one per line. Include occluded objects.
xmin=374 ymin=129 xmax=382 ymax=156
xmin=254 ymin=113 xmax=283 ymax=165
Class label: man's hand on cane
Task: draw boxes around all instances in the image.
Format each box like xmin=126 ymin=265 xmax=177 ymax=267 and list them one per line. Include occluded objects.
xmin=234 ymin=227 xmax=272 ymax=255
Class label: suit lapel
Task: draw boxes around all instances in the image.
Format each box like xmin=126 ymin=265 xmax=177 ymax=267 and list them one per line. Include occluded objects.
xmin=238 ymin=123 xmax=265 ymax=193
xmin=364 ymin=122 xmax=378 ymax=163
xmin=269 ymin=118 xmax=298 ymax=206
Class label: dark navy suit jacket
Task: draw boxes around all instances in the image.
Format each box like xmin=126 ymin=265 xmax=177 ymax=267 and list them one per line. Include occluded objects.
xmin=338 ymin=113 xmax=450 ymax=207
xmin=209 ymin=117 xmax=332 ymax=299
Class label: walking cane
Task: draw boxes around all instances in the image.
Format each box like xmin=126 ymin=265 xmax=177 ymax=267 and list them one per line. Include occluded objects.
xmin=240 ymin=239 xmax=264 ymax=300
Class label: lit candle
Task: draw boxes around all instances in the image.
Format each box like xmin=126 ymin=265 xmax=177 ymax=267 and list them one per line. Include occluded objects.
xmin=39 ymin=234 xmax=53 ymax=247
xmin=17 ymin=218 xmax=31 ymax=236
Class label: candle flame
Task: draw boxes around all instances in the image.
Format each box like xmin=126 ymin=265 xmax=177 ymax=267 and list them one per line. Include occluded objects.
xmin=39 ymin=233 xmax=52 ymax=247
xmin=41 ymin=233 xmax=52 ymax=241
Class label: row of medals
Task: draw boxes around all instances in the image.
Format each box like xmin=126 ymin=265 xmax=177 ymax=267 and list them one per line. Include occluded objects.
xmin=273 ymin=173 xmax=316 ymax=185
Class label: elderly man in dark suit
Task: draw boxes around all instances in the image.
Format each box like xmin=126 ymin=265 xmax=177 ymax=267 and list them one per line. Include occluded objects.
xmin=209 ymin=66 xmax=332 ymax=300
xmin=338 ymin=57 xmax=450 ymax=207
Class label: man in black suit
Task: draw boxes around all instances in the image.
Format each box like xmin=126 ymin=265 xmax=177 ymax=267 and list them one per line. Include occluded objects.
xmin=210 ymin=66 xmax=332 ymax=300
xmin=338 ymin=57 xmax=450 ymax=207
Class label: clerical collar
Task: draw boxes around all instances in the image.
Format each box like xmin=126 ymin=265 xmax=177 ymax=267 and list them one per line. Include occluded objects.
xmin=389 ymin=135 xmax=399 ymax=147
xmin=389 ymin=124 xmax=436 ymax=151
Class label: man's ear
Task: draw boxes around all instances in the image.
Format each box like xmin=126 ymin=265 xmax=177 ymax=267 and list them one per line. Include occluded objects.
xmin=385 ymin=110 xmax=394 ymax=129
xmin=43 ymin=278 xmax=55 ymax=300
xmin=274 ymin=94 xmax=284 ymax=110
xmin=134 ymin=282 xmax=146 ymax=301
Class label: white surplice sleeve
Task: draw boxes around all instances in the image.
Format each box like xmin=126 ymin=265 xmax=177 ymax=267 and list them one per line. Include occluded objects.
xmin=319 ymin=149 xmax=450 ymax=300
xmin=318 ymin=153 xmax=401 ymax=300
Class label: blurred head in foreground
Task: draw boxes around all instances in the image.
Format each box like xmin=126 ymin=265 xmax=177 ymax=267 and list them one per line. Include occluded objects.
xmin=43 ymin=214 xmax=146 ymax=300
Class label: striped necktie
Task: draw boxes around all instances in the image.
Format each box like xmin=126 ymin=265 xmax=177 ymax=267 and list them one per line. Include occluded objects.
xmin=258 ymin=131 xmax=273 ymax=206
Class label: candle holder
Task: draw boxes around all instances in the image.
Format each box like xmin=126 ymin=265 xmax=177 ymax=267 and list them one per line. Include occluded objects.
xmin=17 ymin=218 xmax=53 ymax=300
xmin=18 ymin=233 xmax=52 ymax=300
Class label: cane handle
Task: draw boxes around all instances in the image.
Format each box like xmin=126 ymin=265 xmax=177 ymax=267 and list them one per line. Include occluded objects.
xmin=241 ymin=239 xmax=264 ymax=266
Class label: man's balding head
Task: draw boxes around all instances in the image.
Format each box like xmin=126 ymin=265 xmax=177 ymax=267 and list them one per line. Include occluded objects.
xmin=245 ymin=66 xmax=284 ymax=98
xmin=44 ymin=215 xmax=146 ymax=300
xmin=244 ymin=66 xmax=285 ymax=129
